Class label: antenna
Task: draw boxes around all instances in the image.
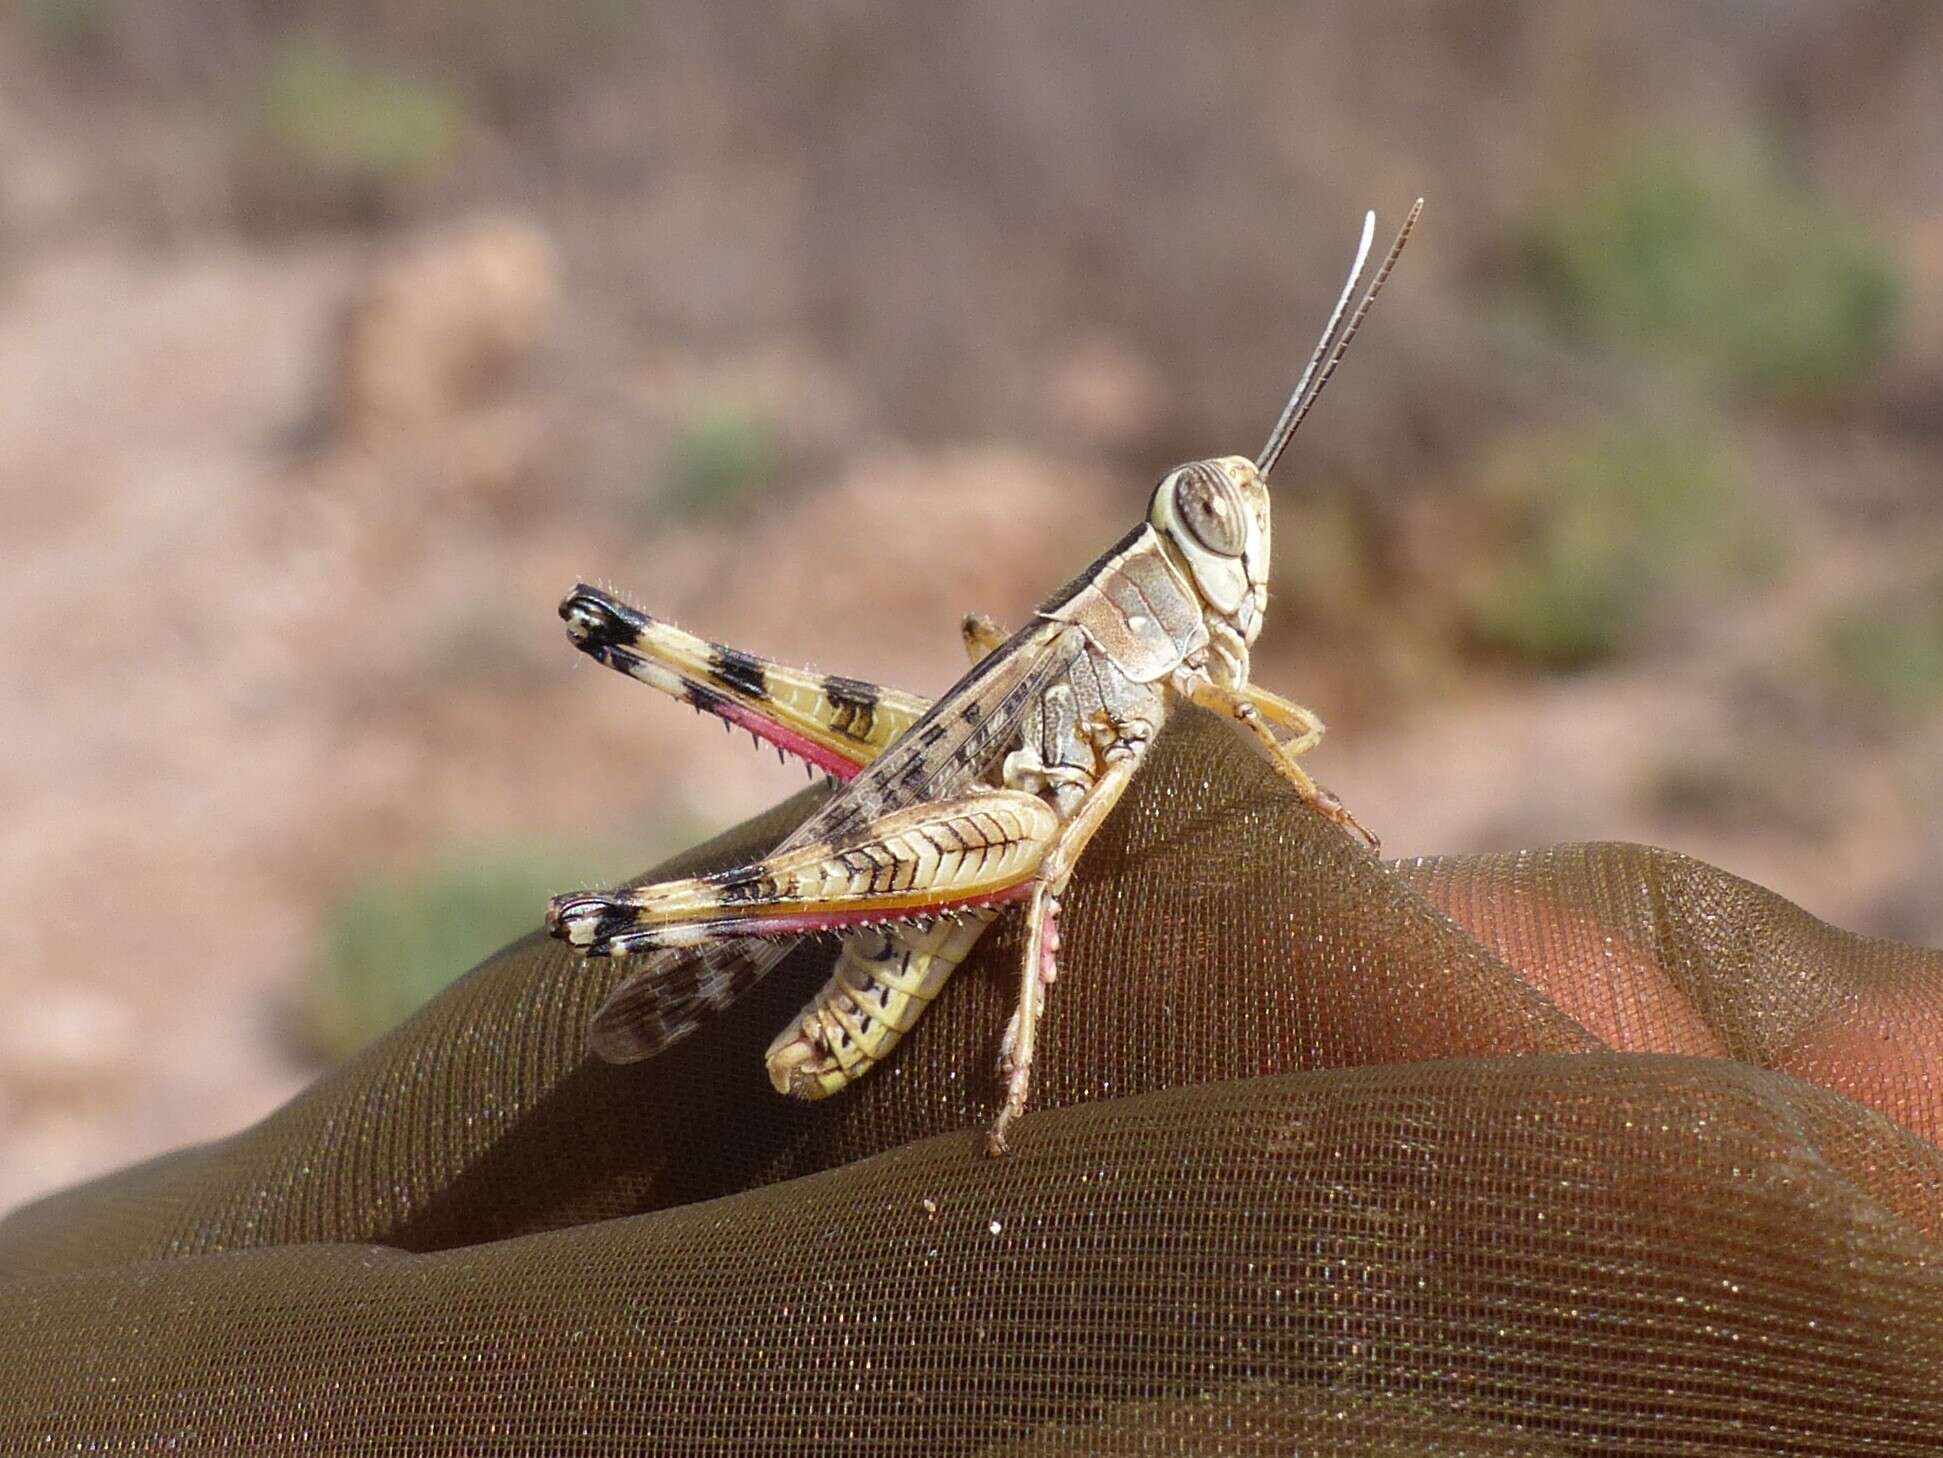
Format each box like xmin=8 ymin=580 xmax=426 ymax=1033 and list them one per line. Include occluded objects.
xmin=1255 ymin=198 xmax=1422 ymax=478
xmin=1254 ymin=211 xmax=1373 ymax=478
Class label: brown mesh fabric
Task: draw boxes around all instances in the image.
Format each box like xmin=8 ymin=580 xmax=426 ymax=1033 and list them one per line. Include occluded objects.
xmin=3 ymin=711 xmax=1940 ymax=1453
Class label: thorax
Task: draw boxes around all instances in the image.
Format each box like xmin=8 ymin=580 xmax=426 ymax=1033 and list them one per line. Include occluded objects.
xmin=1037 ymin=524 xmax=1208 ymax=685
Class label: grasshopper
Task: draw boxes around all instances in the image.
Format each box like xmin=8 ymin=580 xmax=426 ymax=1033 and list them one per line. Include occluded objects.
xmin=548 ymin=202 xmax=1420 ymax=1152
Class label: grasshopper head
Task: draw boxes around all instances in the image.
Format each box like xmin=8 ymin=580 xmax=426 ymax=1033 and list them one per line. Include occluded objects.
xmin=1153 ymin=203 xmax=1420 ymax=647
xmin=1149 ymin=456 xmax=1271 ymax=642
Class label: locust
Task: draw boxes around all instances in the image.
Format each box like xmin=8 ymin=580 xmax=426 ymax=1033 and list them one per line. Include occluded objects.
xmin=547 ymin=202 xmax=1420 ymax=1153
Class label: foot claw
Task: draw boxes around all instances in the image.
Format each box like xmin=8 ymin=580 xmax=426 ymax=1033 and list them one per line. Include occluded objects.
xmin=1305 ymin=784 xmax=1380 ymax=853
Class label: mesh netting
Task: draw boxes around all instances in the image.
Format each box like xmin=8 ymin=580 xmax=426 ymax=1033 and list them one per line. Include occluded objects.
xmin=3 ymin=711 xmax=1940 ymax=1453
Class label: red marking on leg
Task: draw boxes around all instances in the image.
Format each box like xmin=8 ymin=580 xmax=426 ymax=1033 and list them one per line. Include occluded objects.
xmin=726 ymin=884 xmax=1030 ymax=938
xmin=1041 ymin=910 xmax=1060 ymax=983
xmin=707 ymin=696 xmax=868 ymax=780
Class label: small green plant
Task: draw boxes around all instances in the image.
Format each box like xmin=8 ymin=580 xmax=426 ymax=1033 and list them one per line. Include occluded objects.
xmin=656 ymin=404 xmax=783 ymax=520
xmin=241 ymin=42 xmax=464 ymax=227
xmin=1528 ymin=145 xmax=1900 ymax=401
xmin=1823 ymin=574 xmax=1943 ymax=713
xmin=1468 ymin=426 xmax=1770 ymax=669
xmin=300 ymin=850 xmax=604 ymax=1064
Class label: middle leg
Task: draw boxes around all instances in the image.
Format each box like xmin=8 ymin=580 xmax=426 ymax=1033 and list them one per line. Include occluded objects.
xmin=988 ymin=745 xmax=1143 ymax=1153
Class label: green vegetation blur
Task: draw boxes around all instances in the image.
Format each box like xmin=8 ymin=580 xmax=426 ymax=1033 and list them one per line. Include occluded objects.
xmin=301 ymin=853 xmax=614 ymax=1065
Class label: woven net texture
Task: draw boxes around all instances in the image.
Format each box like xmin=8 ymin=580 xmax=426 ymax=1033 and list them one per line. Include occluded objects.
xmin=3 ymin=711 xmax=1940 ymax=1454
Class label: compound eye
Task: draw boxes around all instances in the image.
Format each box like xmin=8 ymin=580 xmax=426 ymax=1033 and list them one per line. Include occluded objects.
xmin=1171 ymin=466 xmax=1247 ymax=557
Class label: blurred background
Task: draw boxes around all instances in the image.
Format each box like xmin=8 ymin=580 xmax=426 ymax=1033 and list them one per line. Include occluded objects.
xmin=1 ymin=0 xmax=1939 ymax=1213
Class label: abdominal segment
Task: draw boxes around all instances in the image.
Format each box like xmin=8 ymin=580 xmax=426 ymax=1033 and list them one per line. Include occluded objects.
xmin=766 ymin=913 xmax=997 ymax=1098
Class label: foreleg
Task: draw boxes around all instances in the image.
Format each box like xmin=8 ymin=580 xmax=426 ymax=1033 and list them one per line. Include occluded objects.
xmin=1236 ymin=682 xmax=1327 ymax=758
xmin=1181 ymin=677 xmax=1378 ymax=850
